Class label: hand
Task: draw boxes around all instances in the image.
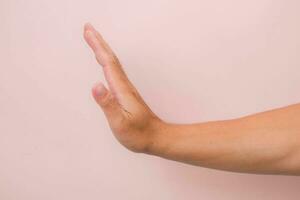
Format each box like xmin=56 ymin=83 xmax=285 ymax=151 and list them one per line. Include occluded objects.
xmin=84 ymin=23 xmax=164 ymax=153
xmin=83 ymin=23 xmax=300 ymax=175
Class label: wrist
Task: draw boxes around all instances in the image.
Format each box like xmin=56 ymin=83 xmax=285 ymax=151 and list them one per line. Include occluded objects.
xmin=144 ymin=118 xmax=171 ymax=156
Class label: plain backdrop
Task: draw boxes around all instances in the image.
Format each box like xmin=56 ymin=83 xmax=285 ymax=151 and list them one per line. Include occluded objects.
xmin=1 ymin=0 xmax=300 ymax=199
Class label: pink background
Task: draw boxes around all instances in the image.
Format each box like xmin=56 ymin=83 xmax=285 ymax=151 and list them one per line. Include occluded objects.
xmin=1 ymin=0 xmax=300 ymax=199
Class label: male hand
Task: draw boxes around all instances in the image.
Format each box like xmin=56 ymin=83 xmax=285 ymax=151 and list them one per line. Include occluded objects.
xmin=84 ymin=23 xmax=163 ymax=153
xmin=83 ymin=23 xmax=300 ymax=175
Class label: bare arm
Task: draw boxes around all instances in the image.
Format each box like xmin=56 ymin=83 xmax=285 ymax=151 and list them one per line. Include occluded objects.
xmin=83 ymin=23 xmax=300 ymax=176
xmin=150 ymin=104 xmax=300 ymax=175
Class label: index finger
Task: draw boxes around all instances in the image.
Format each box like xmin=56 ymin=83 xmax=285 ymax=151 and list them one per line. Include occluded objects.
xmin=84 ymin=23 xmax=138 ymax=102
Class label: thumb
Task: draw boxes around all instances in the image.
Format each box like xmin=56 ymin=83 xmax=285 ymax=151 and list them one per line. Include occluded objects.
xmin=92 ymin=82 xmax=122 ymax=120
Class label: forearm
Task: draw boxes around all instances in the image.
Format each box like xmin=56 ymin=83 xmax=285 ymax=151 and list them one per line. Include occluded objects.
xmin=150 ymin=104 xmax=300 ymax=175
xmin=84 ymin=24 xmax=300 ymax=176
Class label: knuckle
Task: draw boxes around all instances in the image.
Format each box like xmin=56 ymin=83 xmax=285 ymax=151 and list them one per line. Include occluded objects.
xmin=106 ymin=54 xmax=120 ymax=66
xmin=99 ymin=92 xmax=114 ymax=107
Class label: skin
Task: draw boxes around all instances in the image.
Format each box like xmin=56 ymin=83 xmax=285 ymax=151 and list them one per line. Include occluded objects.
xmin=83 ymin=23 xmax=300 ymax=176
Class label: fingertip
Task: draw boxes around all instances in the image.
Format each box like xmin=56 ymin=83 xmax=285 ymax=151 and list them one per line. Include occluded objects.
xmin=92 ymin=82 xmax=107 ymax=99
xmin=84 ymin=30 xmax=98 ymax=52
xmin=84 ymin=23 xmax=92 ymax=38
xmin=84 ymin=23 xmax=104 ymax=41
xmin=84 ymin=22 xmax=94 ymax=32
xmin=83 ymin=22 xmax=96 ymax=42
xmin=84 ymin=28 xmax=94 ymax=39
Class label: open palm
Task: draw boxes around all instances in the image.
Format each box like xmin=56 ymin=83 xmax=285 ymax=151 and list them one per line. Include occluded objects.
xmin=84 ymin=23 xmax=163 ymax=153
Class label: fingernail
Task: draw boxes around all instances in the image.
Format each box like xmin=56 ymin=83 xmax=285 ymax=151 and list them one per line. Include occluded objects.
xmin=85 ymin=30 xmax=95 ymax=38
xmin=94 ymin=83 xmax=106 ymax=97
xmin=84 ymin=23 xmax=95 ymax=31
